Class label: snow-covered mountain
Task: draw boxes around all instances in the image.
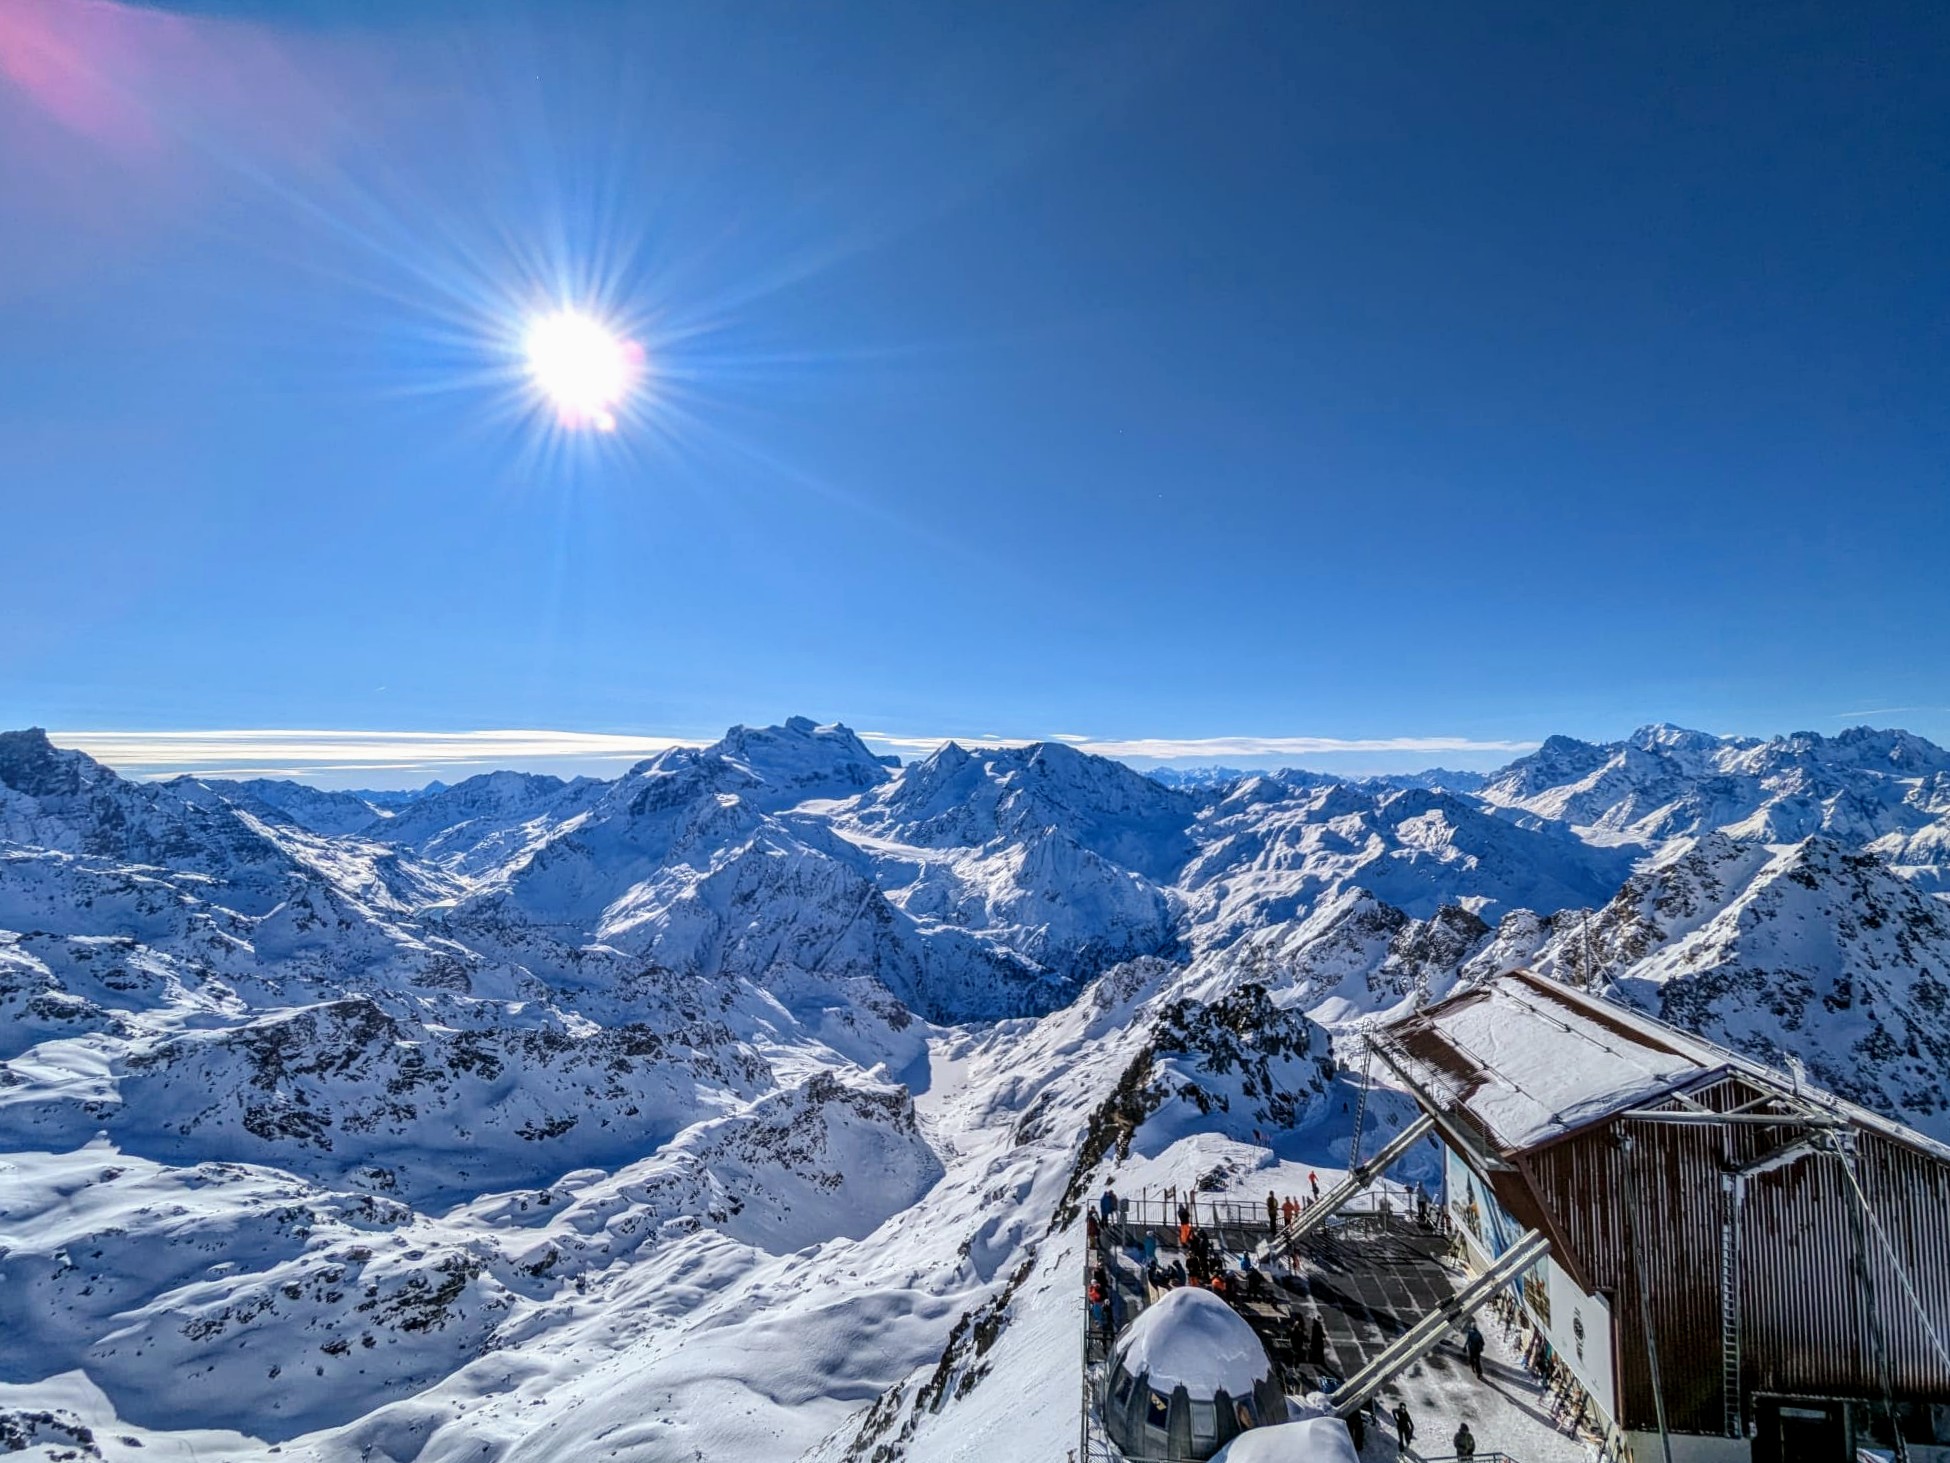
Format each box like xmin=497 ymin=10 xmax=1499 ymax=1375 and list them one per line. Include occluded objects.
xmin=0 ymin=729 xmax=307 ymax=915
xmin=1504 ymin=833 xmax=1950 ymax=1133
xmin=172 ymin=776 xmax=397 ymax=837
xmin=1147 ymin=765 xmax=1490 ymax=794
xmin=1182 ymin=777 xmax=1639 ymax=940
xmin=1481 ymin=722 xmax=1950 ymax=853
xmin=366 ymin=769 xmax=607 ymax=877
xmin=4 ymin=716 xmax=1950 ymax=1459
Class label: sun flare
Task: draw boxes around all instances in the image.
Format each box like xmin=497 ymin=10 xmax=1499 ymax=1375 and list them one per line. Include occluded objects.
xmin=523 ymin=310 xmax=639 ymax=431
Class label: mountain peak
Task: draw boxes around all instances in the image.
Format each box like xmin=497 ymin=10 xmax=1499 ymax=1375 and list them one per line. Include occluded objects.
xmin=0 ymin=727 xmax=105 ymax=799
xmin=695 ymin=717 xmax=893 ymax=809
xmin=1627 ymin=722 xmax=1722 ymax=751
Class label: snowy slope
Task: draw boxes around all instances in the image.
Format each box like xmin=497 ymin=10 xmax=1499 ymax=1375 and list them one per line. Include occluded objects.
xmin=1481 ymin=723 xmax=1950 ymax=867
xmin=172 ymin=776 xmax=394 ymax=837
xmin=4 ymin=719 xmax=1950 ymax=1460
xmin=1599 ymin=838 xmax=1950 ymax=1137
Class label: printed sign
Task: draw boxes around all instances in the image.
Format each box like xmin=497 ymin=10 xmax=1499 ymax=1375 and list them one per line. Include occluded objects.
xmin=1445 ymin=1144 xmax=1615 ymax=1418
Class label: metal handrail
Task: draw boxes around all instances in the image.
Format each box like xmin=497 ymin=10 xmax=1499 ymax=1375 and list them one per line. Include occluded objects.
xmin=1258 ymin=1113 xmax=1437 ymax=1260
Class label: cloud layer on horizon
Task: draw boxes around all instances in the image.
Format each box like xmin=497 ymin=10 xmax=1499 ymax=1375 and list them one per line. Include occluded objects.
xmin=37 ymin=725 xmax=1541 ymax=785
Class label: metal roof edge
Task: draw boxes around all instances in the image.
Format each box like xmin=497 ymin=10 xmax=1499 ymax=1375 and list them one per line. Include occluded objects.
xmin=1382 ymin=970 xmax=1950 ymax=1168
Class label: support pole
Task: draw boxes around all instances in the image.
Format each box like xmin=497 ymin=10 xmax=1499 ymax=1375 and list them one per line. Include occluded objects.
xmin=1257 ymin=1113 xmax=1437 ymax=1261
xmin=1329 ymin=1228 xmax=1551 ymax=1417
xmin=1833 ymin=1135 xmax=1909 ymax=1463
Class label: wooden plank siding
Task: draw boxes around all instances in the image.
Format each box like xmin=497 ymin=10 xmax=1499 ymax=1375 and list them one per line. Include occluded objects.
xmin=1519 ymin=1074 xmax=1950 ymax=1435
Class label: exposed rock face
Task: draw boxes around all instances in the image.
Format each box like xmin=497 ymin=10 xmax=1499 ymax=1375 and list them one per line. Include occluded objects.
xmin=1599 ymin=838 xmax=1950 ymax=1133
xmin=1480 ymin=723 xmax=1950 ymax=854
xmin=1142 ymin=982 xmax=1337 ymax=1136
xmin=6 ymin=718 xmax=1950 ymax=1458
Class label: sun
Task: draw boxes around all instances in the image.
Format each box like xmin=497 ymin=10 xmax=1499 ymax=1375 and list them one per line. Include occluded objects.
xmin=524 ymin=310 xmax=640 ymax=431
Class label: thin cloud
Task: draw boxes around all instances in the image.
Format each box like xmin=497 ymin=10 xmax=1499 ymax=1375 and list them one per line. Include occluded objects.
xmin=1829 ymin=707 xmax=1950 ymax=720
xmin=859 ymin=731 xmax=1539 ymax=760
xmin=46 ymin=726 xmax=1541 ymax=781
xmin=48 ymin=728 xmax=706 ymax=777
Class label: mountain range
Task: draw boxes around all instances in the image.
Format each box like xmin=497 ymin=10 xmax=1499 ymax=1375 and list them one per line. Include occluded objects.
xmin=2 ymin=717 xmax=1947 ymax=1460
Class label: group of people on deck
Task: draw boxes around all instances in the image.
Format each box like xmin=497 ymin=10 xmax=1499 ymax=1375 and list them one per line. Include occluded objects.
xmin=1090 ymin=1176 xmax=1499 ymax=1460
xmin=1261 ymin=1171 xmax=1327 ymax=1236
xmin=1136 ymin=1200 xmax=1272 ymax=1302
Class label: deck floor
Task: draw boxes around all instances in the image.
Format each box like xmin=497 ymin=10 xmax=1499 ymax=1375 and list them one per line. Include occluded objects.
xmin=1092 ymin=1213 xmax=1603 ymax=1462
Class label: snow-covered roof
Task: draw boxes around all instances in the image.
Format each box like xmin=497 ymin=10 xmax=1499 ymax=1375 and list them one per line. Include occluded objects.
xmin=1381 ymin=971 xmax=1711 ymax=1151
xmin=1210 ymin=1417 xmax=1359 ymax=1463
xmin=1111 ymin=1286 xmax=1273 ymax=1398
xmin=1380 ymin=970 xmax=1950 ymax=1164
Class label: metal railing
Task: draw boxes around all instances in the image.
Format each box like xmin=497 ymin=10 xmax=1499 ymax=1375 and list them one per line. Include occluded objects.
xmin=1257 ymin=1114 xmax=1437 ymax=1261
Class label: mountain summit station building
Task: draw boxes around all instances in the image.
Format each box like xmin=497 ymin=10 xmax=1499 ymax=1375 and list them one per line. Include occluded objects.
xmin=1372 ymin=970 xmax=1950 ymax=1463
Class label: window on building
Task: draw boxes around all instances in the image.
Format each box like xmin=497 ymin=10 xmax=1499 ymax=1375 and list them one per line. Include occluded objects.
xmin=1189 ymin=1399 xmax=1218 ymax=1445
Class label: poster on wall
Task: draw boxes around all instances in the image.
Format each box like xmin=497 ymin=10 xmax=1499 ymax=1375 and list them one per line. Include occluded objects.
xmin=1443 ymin=1144 xmax=1614 ymax=1418
xmin=1546 ymin=1256 xmax=1614 ymax=1416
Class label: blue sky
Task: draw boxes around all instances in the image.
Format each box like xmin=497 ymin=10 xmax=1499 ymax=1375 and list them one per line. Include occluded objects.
xmin=3 ymin=1 xmax=1946 ymax=785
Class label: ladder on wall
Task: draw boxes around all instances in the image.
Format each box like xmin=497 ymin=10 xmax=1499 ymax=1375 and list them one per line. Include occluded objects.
xmin=1719 ymin=1173 xmax=1742 ymax=1438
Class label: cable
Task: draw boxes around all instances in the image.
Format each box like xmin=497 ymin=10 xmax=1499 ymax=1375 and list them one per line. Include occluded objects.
xmin=1836 ymin=1148 xmax=1950 ymax=1374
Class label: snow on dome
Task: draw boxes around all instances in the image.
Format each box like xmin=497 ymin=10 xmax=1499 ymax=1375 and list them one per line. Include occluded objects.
xmin=1210 ymin=1417 xmax=1359 ymax=1463
xmin=1112 ymin=1287 xmax=1273 ymax=1398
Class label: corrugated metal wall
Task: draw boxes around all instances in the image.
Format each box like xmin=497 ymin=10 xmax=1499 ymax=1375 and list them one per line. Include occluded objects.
xmin=1521 ymin=1076 xmax=1950 ymax=1436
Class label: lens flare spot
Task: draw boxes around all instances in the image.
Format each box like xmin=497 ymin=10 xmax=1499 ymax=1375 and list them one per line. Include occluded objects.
xmin=524 ymin=310 xmax=639 ymax=429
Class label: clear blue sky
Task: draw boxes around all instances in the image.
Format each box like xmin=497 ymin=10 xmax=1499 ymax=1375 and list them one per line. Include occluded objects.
xmin=3 ymin=1 xmax=1946 ymax=784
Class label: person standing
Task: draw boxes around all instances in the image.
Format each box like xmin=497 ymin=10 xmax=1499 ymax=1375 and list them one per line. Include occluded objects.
xmin=1464 ymin=1320 xmax=1486 ymax=1380
xmin=1347 ymin=1408 xmax=1365 ymax=1453
xmin=1266 ymin=1190 xmax=1280 ymax=1234
xmin=1392 ymin=1400 xmax=1415 ymax=1456
xmin=1309 ymin=1170 xmax=1320 ymax=1200
xmin=1452 ymin=1422 xmax=1476 ymax=1460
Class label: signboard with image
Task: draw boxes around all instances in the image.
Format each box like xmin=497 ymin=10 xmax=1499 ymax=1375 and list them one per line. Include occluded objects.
xmin=1444 ymin=1143 xmax=1615 ymax=1419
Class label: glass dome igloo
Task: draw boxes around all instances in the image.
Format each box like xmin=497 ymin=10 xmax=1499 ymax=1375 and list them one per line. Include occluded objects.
xmin=1102 ymin=1287 xmax=1288 ymax=1460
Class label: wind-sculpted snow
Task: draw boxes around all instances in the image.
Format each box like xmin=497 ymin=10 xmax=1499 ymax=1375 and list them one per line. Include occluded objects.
xmin=5 ymin=718 xmax=1950 ymax=1458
